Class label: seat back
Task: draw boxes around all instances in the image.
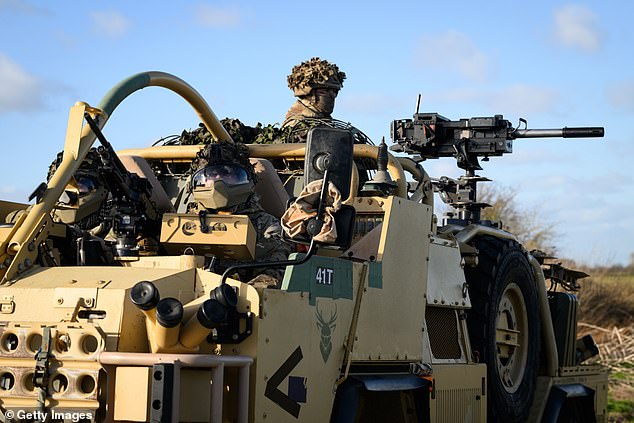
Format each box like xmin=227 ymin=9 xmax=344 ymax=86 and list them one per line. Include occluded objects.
xmin=250 ymin=158 xmax=289 ymax=218
xmin=119 ymin=155 xmax=175 ymax=213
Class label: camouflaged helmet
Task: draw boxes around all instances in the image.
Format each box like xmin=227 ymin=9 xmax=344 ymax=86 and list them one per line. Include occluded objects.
xmin=287 ymin=57 xmax=346 ymax=97
xmin=47 ymin=148 xmax=102 ymax=182
xmin=190 ymin=142 xmax=257 ymax=210
xmin=191 ymin=141 xmax=256 ymax=183
xmin=47 ymin=148 xmax=109 ymax=227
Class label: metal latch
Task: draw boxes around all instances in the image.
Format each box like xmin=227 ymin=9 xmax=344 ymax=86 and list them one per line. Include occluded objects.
xmin=33 ymin=327 xmax=53 ymax=388
xmin=0 ymin=295 xmax=14 ymax=314
xmin=199 ymin=210 xmax=210 ymax=233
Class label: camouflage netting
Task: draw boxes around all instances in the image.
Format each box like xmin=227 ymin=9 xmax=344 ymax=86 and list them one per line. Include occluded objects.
xmin=275 ymin=117 xmax=373 ymax=145
xmin=287 ymin=57 xmax=346 ymax=97
xmin=173 ymin=117 xmax=374 ymax=147
xmin=47 ymin=148 xmax=102 ymax=181
xmin=177 ymin=119 xmax=281 ymax=146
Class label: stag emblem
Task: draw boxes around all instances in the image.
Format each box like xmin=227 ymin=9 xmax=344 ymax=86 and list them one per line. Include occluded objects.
xmin=315 ymin=301 xmax=337 ymax=363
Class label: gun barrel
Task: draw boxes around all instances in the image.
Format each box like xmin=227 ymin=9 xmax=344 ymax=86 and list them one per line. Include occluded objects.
xmin=512 ymin=127 xmax=604 ymax=139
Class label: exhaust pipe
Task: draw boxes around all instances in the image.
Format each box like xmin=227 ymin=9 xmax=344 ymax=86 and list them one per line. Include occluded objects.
xmin=180 ymin=299 xmax=227 ymax=349
xmin=155 ymin=298 xmax=184 ymax=349
xmin=130 ymin=281 xmax=242 ymax=351
xmin=130 ymin=281 xmax=184 ymax=350
xmin=130 ymin=281 xmax=160 ymax=323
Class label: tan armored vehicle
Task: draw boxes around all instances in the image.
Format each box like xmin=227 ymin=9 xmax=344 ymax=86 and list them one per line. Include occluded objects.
xmin=0 ymin=71 xmax=607 ymax=422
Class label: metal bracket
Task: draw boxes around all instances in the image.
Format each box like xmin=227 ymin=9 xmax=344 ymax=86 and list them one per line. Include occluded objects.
xmin=33 ymin=327 xmax=53 ymax=389
xmin=198 ymin=210 xmax=210 ymax=233
xmin=207 ymin=311 xmax=253 ymax=344
xmin=150 ymin=363 xmax=176 ymax=423
xmin=0 ymin=296 xmax=14 ymax=314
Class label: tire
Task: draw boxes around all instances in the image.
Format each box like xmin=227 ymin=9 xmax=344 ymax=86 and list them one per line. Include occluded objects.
xmin=464 ymin=236 xmax=540 ymax=423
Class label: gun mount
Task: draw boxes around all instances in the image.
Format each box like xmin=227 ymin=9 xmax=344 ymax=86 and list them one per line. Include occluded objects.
xmin=391 ymin=112 xmax=604 ymax=223
xmin=84 ymin=112 xmax=161 ymax=259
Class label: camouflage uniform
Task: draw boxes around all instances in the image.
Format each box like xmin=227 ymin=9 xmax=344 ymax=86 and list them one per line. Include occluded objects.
xmin=283 ymin=57 xmax=346 ymax=129
xmin=223 ymin=196 xmax=292 ymax=288
xmin=188 ymin=140 xmax=293 ymax=289
xmin=278 ymin=58 xmax=376 ymax=181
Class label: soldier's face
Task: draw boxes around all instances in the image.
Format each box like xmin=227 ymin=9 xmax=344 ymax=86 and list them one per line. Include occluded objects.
xmin=311 ymin=88 xmax=338 ymax=115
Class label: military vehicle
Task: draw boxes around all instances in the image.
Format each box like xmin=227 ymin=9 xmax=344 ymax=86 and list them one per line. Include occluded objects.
xmin=0 ymin=71 xmax=607 ymax=422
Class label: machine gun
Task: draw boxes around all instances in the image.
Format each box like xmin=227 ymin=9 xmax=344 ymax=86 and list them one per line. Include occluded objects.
xmin=390 ymin=112 xmax=604 ymax=223
xmin=84 ymin=113 xmax=160 ymax=258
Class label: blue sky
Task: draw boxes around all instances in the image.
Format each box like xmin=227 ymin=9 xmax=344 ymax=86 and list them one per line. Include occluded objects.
xmin=0 ymin=0 xmax=632 ymax=266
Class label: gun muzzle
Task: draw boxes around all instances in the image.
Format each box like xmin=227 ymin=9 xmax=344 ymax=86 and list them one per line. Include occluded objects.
xmin=511 ymin=127 xmax=604 ymax=138
xmin=180 ymin=299 xmax=228 ymax=349
xmin=130 ymin=281 xmax=160 ymax=323
xmin=562 ymin=127 xmax=604 ymax=138
xmin=155 ymin=297 xmax=184 ymax=349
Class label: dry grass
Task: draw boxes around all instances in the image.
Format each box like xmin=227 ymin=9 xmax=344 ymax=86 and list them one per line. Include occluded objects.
xmin=578 ymin=323 xmax=634 ymax=399
xmin=575 ymin=270 xmax=634 ymax=421
xmin=577 ymin=274 xmax=634 ymax=328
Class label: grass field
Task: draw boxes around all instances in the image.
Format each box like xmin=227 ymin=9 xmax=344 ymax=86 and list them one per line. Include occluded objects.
xmin=576 ymin=269 xmax=634 ymax=422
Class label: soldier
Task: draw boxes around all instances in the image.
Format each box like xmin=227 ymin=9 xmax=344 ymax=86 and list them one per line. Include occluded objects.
xmin=6 ymin=149 xmax=117 ymax=266
xmin=280 ymin=57 xmax=374 ymax=185
xmin=46 ymin=148 xmax=111 ymax=237
xmin=187 ymin=141 xmax=293 ymax=289
xmin=283 ymin=57 xmax=346 ymax=130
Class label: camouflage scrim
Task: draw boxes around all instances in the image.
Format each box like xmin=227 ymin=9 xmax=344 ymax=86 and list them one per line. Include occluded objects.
xmin=283 ymin=58 xmax=346 ymax=128
xmin=47 ymin=148 xmax=103 ymax=182
xmin=287 ymin=57 xmax=346 ymax=97
xmin=179 ymin=120 xmax=283 ymax=147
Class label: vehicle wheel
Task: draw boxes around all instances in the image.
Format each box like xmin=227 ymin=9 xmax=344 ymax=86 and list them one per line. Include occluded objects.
xmin=464 ymin=236 xmax=540 ymax=423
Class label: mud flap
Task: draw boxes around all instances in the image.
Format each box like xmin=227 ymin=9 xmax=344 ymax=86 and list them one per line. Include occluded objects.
xmin=331 ymin=375 xmax=431 ymax=423
xmin=542 ymin=384 xmax=596 ymax=423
